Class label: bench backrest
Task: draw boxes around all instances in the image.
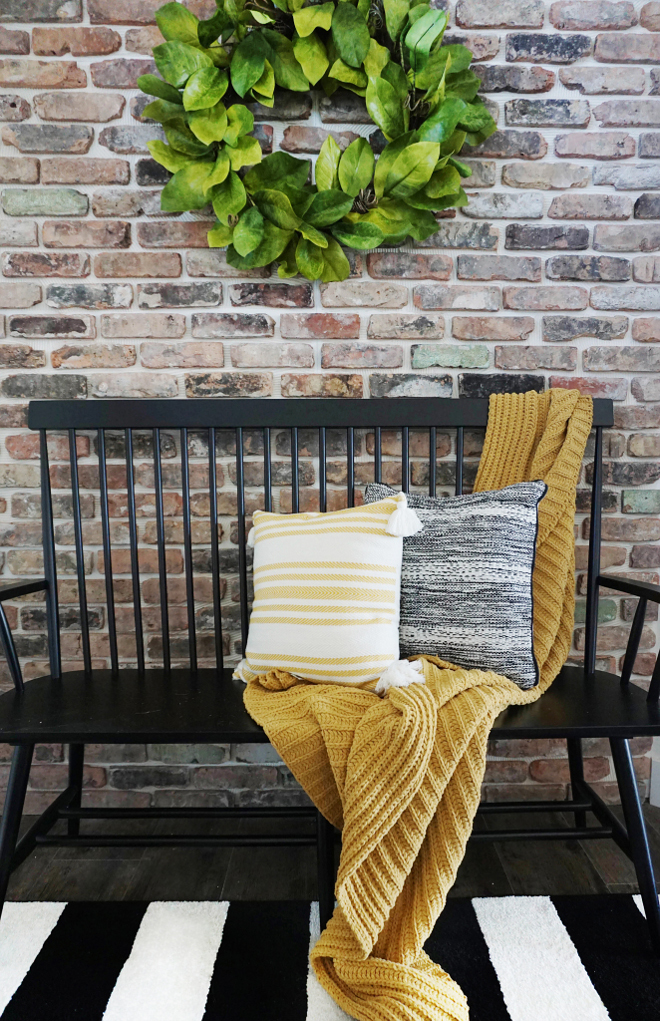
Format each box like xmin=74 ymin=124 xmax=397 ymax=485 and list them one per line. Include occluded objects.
xmin=27 ymin=397 xmax=614 ymax=681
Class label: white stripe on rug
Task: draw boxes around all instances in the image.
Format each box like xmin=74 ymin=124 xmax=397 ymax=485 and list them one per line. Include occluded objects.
xmin=0 ymin=902 xmax=66 ymax=1014
xmin=472 ymin=896 xmax=611 ymax=1021
xmin=306 ymin=902 xmax=353 ymax=1021
xmin=102 ymin=901 xmax=229 ymax=1021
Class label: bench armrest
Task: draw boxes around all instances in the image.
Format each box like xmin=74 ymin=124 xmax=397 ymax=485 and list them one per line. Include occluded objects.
xmin=0 ymin=579 xmax=48 ymax=602
xmin=598 ymin=575 xmax=660 ymax=604
xmin=599 ymin=575 xmax=660 ymax=699
xmin=0 ymin=580 xmax=47 ymax=691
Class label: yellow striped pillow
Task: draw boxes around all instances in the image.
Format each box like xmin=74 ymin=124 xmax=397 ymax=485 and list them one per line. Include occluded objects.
xmin=234 ymin=495 xmax=417 ymax=685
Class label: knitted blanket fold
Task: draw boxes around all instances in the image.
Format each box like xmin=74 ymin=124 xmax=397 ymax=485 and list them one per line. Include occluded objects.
xmin=244 ymin=389 xmax=593 ymax=1021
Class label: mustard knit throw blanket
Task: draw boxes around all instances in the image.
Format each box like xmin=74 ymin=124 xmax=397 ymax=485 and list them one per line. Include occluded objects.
xmin=244 ymin=389 xmax=593 ymax=1021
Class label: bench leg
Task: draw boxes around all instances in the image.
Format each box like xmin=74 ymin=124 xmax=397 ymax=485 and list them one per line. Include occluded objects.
xmin=567 ymin=738 xmax=587 ymax=829
xmin=67 ymin=744 xmax=85 ymax=837
xmin=610 ymin=737 xmax=660 ymax=955
xmin=316 ymin=811 xmax=336 ymax=931
xmin=0 ymin=744 xmax=33 ymax=922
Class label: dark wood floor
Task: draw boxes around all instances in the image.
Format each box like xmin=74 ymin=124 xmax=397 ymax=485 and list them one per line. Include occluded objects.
xmin=7 ymin=804 xmax=660 ymax=902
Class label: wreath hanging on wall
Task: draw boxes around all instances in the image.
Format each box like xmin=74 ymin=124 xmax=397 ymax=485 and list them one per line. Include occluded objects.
xmin=139 ymin=0 xmax=496 ymax=282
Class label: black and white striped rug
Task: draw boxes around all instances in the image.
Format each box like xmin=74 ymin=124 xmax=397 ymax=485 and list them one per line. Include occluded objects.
xmin=1 ymin=896 xmax=658 ymax=1019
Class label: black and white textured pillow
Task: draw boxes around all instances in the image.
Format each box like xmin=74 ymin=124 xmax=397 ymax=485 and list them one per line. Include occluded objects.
xmin=365 ymin=481 xmax=547 ymax=689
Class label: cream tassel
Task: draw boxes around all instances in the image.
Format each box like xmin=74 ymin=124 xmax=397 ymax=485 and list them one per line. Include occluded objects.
xmin=375 ymin=658 xmax=424 ymax=694
xmin=246 ymin=527 xmax=255 ymax=548
xmin=386 ymin=492 xmax=423 ymax=537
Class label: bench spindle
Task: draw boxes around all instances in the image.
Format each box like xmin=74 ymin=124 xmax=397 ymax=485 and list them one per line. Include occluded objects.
xmin=319 ymin=427 xmax=327 ymax=512
xmin=97 ymin=429 xmax=118 ymax=674
xmin=402 ymin=427 xmax=410 ymax=493
xmin=68 ymin=429 xmax=91 ymax=675
xmin=429 ymin=426 xmax=437 ymax=497
xmin=291 ymin=426 xmax=299 ymax=514
xmin=208 ymin=427 xmax=224 ymax=673
xmin=181 ymin=428 xmax=197 ymax=673
xmin=263 ymin=427 xmax=272 ymax=512
xmin=152 ymin=428 xmax=170 ymax=671
xmin=585 ymin=426 xmax=603 ymax=678
xmin=124 ymin=429 xmax=144 ymax=673
xmin=347 ymin=427 xmax=355 ymax=508
xmin=235 ymin=426 xmax=249 ymax=655
xmin=455 ymin=427 xmax=464 ymax=496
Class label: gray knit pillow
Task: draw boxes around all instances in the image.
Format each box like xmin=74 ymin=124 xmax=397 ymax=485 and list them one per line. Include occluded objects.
xmin=365 ymin=481 xmax=546 ymax=689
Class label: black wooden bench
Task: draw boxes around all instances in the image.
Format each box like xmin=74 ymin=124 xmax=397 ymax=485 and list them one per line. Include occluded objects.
xmin=0 ymin=397 xmax=659 ymax=950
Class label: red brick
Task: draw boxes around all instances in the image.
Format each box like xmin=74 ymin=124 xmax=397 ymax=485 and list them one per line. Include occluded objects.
xmin=43 ymin=221 xmax=131 ymax=248
xmin=94 ymin=252 xmax=182 ymax=278
xmin=32 ymin=27 xmax=121 ymax=56
xmin=41 ymin=157 xmax=129 ymax=185
xmin=280 ymin=313 xmax=360 ymax=340
xmin=0 ymin=58 xmax=86 ymax=89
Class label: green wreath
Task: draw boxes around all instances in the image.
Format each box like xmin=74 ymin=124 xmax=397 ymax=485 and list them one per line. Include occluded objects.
xmin=140 ymin=0 xmax=496 ymax=282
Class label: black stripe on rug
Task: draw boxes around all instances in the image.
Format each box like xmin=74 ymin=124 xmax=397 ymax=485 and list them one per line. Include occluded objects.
xmin=552 ymin=895 xmax=660 ymax=1021
xmin=202 ymin=901 xmax=310 ymax=1021
xmin=1 ymin=901 xmax=147 ymax=1021
xmin=424 ymin=899 xmax=511 ymax=1021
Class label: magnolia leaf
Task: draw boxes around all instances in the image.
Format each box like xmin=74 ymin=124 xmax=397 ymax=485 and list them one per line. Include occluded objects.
xmin=296 ymin=236 xmax=325 ymax=281
xmin=338 ymin=137 xmax=375 ymax=198
xmin=305 ymin=189 xmax=354 ymax=227
xmin=141 ymin=98 xmax=183 ymax=125
xmin=293 ymin=32 xmax=329 ymax=86
xmin=207 ymin=222 xmax=234 ymax=247
xmin=146 ymin=140 xmax=192 ymax=173
xmin=244 ymin=152 xmax=310 ymax=193
xmin=252 ymin=10 xmax=276 ymax=22
xmin=373 ymin=130 xmax=418 ymax=197
xmin=137 ymin=74 xmax=183 ymax=104
xmin=153 ymin=41 xmax=212 ymax=88
xmin=444 ymin=67 xmax=481 ymax=101
xmin=183 ymin=66 xmax=228 ymax=110
xmin=211 ymin=170 xmax=247 ymax=223
xmin=366 ymin=76 xmax=407 ymax=141
xmin=251 ymin=59 xmax=275 ymax=101
xmin=423 ymin=164 xmax=461 ymax=198
xmin=188 ymin=103 xmax=228 ymax=145
xmin=164 ymin=117 xmax=213 ymax=156
xmin=330 ymin=219 xmax=385 ymax=249
xmin=226 ymin=221 xmax=294 ymax=269
xmin=381 ymin=60 xmax=409 ymax=100
xmin=417 ymin=96 xmax=467 ymax=143
xmin=293 ymin=2 xmax=334 ymax=36
xmin=198 ymin=7 xmax=233 ymax=47
xmin=288 ymin=0 xmax=305 ymax=10
xmin=406 ymin=187 xmax=467 ymax=211
xmin=260 ymin=28 xmax=309 ymax=91
xmin=363 ymin=38 xmax=390 ymax=77
xmin=204 ymin=148 xmax=231 ymax=190
xmin=277 ymin=238 xmax=299 ymax=278
xmin=404 ymin=8 xmax=447 ymax=73
xmin=331 ymin=2 xmax=370 ymax=69
xmin=458 ymin=101 xmax=495 ymax=132
xmin=448 ymin=155 xmax=473 ymax=178
xmin=161 ymin=161 xmax=214 ymax=211
xmin=231 ymin=33 xmax=267 ymax=96
xmin=252 ymin=188 xmax=302 ymax=229
xmin=328 ymin=58 xmax=367 ymax=88
xmin=299 ymin=221 xmax=328 ymax=247
xmin=155 ymin=2 xmax=200 ymax=46
xmin=442 ymin=43 xmax=474 ymax=75
xmin=320 ymin=237 xmax=351 ymax=282
xmin=315 ymin=135 xmax=341 ymax=191
xmin=384 ymin=141 xmax=439 ymax=198
xmin=227 ymin=134 xmax=262 ymax=170
xmin=383 ymin=0 xmax=410 ymax=41
xmin=223 ymin=104 xmax=254 ymax=146
xmin=233 ymin=206 xmax=265 ymax=256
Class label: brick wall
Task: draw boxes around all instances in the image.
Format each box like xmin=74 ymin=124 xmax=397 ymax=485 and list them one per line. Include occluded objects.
xmin=0 ymin=0 xmax=658 ymax=811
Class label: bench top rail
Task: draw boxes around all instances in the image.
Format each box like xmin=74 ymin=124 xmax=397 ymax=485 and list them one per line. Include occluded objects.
xmin=28 ymin=397 xmax=614 ymax=432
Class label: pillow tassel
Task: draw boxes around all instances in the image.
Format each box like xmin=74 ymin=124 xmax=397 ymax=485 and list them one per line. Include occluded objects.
xmin=386 ymin=492 xmax=423 ymax=537
xmin=246 ymin=527 xmax=255 ymax=548
xmin=375 ymin=658 xmax=425 ymax=694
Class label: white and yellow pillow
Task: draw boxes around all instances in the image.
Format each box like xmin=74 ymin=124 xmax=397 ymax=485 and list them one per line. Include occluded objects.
xmin=233 ymin=494 xmax=422 ymax=685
